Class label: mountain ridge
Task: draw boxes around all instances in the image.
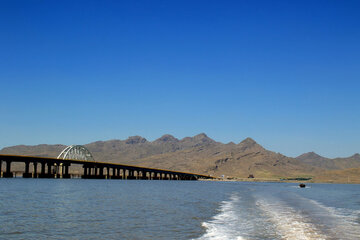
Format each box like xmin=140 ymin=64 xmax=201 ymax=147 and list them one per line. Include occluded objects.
xmin=1 ymin=134 xmax=359 ymax=181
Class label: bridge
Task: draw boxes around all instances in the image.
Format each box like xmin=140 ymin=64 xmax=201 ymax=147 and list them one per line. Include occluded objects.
xmin=0 ymin=145 xmax=213 ymax=180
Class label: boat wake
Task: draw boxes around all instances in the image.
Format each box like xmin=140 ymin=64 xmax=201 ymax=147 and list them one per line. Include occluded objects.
xmin=196 ymin=188 xmax=360 ymax=240
xmin=256 ymin=198 xmax=327 ymax=240
xmin=306 ymin=198 xmax=360 ymax=240
xmin=196 ymin=194 xmax=247 ymax=240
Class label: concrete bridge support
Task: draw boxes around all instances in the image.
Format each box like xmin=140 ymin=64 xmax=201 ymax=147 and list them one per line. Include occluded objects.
xmin=111 ymin=168 xmax=122 ymax=179
xmin=39 ymin=162 xmax=46 ymax=178
xmin=47 ymin=163 xmax=55 ymax=178
xmin=23 ymin=162 xmax=32 ymax=178
xmin=62 ymin=164 xmax=70 ymax=178
xmin=153 ymin=172 xmax=160 ymax=180
xmin=98 ymin=167 xmax=105 ymax=179
xmin=3 ymin=160 xmax=13 ymax=178
xmin=54 ymin=163 xmax=60 ymax=178
xmin=106 ymin=167 xmax=110 ymax=179
xmin=83 ymin=166 xmax=88 ymax=177
xmin=33 ymin=162 xmax=38 ymax=178
xmin=81 ymin=165 xmax=107 ymax=179
xmin=140 ymin=171 xmax=148 ymax=180
xmin=127 ymin=170 xmax=136 ymax=179
xmin=82 ymin=165 xmax=92 ymax=179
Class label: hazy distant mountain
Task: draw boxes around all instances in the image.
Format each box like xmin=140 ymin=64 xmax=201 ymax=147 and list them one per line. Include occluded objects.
xmin=0 ymin=144 xmax=66 ymax=158
xmin=1 ymin=134 xmax=359 ymax=181
xmin=296 ymin=152 xmax=360 ymax=170
xmin=84 ymin=133 xmax=218 ymax=164
xmin=296 ymin=152 xmax=329 ymax=162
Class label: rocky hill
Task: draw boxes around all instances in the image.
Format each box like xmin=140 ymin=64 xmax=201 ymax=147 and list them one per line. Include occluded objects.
xmin=296 ymin=152 xmax=360 ymax=170
xmin=1 ymin=134 xmax=359 ymax=181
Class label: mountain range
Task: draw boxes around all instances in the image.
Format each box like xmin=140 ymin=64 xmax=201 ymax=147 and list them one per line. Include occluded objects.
xmin=1 ymin=133 xmax=359 ymax=183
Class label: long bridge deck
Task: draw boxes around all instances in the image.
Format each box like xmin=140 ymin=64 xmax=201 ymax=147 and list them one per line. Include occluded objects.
xmin=0 ymin=154 xmax=213 ymax=180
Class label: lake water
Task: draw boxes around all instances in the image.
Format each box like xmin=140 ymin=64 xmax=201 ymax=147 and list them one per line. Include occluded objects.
xmin=0 ymin=179 xmax=359 ymax=239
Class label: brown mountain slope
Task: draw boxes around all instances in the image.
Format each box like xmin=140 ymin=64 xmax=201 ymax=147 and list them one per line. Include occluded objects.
xmin=0 ymin=144 xmax=66 ymax=158
xmin=84 ymin=133 xmax=218 ymax=164
xmin=0 ymin=134 xmax=357 ymax=180
xmin=296 ymin=152 xmax=360 ymax=170
xmin=125 ymin=137 xmax=317 ymax=178
xmin=297 ymin=152 xmax=329 ymax=163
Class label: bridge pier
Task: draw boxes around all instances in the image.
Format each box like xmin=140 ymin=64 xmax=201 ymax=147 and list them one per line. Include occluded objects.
xmin=152 ymin=172 xmax=160 ymax=180
xmin=140 ymin=171 xmax=148 ymax=180
xmin=135 ymin=170 xmax=139 ymax=179
xmin=39 ymin=162 xmax=46 ymax=178
xmin=3 ymin=160 xmax=13 ymax=178
xmin=23 ymin=161 xmax=32 ymax=178
xmin=127 ymin=170 xmax=136 ymax=179
xmin=33 ymin=162 xmax=38 ymax=178
xmin=82 ymin=165 xmax=95 ymax=179
xmin=54 ymin=163 xmax=60 ymax=178
xmin=83 ymin=166 xmax=87 ymax=177
xmin=106 ymin=167 xmax=110 ymax=179
xmin=118 ymin=168 xmax=123 ymax=179
xmin=82 ymin=165 xmax=89 ymax=178
xmin=111 ymin=167 xmax=122 ymax=179
xmin=120 ymin=169 xmax=125 ymax=179
xmin=111 ymin=167 xmax=116 ymax=179
xmin=118 ymin=168 xmax=122 ymax=179
xmin=47 ymin=163 xmax=55 ymax=178
xmin=62 ymin=164 xmax=70 ymax=178
xmin=98 ymin=167 xmax=105 ymax=179
xmin=81 ymin=165 xmax=106 ymax=179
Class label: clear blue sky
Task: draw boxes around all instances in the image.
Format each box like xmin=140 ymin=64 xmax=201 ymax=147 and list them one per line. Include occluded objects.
xmin=0 ymin=0 xmax=359 ymax=158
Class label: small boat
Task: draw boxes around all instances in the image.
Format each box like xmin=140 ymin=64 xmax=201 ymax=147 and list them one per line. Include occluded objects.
xmin=299 ymin=183 xmax=306 ymax=188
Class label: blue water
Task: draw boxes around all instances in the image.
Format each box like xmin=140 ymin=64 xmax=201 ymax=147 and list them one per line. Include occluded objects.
xmin=0 ymin=179 xmax=359 ymax=239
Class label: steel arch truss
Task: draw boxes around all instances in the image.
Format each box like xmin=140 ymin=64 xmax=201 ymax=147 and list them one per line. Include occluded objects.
xmin=57 ymin=145 xmax=95 ymax=161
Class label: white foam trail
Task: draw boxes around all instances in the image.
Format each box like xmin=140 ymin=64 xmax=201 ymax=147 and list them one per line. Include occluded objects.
xmin=196 ymin=194 xmax=247 ymax=240
xmin=307 ymin=199 xmax=360 ymax=240
xmin=256 ymin=199 xmax=328 ymax=240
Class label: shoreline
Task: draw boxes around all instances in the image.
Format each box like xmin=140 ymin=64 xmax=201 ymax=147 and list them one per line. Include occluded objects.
xmin=199 ymin=178 xmax=360 ymax=184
